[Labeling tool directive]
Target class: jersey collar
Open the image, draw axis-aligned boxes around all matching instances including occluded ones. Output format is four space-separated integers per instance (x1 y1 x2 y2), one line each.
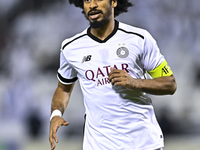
87 20 119 43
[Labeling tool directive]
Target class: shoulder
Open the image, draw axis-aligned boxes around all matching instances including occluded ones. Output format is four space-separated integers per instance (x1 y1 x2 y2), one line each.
61 28 88 50
118 21 151 40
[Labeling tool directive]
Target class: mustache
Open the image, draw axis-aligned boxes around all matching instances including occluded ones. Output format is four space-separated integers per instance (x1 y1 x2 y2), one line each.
88 9 103 16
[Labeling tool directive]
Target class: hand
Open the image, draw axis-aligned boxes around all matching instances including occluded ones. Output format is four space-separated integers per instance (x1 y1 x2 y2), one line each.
49 116 69 150
109 67 137 89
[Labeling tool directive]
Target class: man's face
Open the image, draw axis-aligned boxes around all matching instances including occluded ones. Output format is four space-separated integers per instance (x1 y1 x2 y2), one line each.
83 0 114 28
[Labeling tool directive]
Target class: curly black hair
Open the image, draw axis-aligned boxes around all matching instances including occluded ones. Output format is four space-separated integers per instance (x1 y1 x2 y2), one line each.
69 0 133 17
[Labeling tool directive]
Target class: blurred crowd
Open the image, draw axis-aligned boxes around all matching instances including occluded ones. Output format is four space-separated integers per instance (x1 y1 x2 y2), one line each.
0 0 200 149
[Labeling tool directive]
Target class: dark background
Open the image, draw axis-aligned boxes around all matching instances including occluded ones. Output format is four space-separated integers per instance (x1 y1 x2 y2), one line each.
0 0 200 149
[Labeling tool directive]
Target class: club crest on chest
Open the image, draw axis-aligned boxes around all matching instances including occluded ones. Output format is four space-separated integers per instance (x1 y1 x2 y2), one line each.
116 47 129 58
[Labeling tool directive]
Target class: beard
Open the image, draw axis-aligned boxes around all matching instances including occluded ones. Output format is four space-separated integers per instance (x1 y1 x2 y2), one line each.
89 17 109 29
83 6 112 29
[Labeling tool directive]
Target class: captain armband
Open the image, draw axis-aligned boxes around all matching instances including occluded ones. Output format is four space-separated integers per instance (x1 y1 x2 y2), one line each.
148 60 173 79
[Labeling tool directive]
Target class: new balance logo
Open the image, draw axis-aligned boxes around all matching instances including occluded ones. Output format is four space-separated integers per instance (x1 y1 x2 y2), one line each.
82 55 92 63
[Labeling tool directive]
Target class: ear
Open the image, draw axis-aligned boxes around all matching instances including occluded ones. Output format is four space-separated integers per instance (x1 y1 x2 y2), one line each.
112 0 117 8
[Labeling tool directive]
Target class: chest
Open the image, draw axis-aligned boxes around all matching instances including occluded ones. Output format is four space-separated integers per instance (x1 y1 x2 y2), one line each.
70 40 141 66
63 36 144 85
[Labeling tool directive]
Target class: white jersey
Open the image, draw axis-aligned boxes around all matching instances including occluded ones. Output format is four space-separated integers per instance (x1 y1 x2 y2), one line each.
58 20 164 150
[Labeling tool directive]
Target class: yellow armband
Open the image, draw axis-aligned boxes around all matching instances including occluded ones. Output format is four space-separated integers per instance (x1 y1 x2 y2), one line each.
148 60 173 78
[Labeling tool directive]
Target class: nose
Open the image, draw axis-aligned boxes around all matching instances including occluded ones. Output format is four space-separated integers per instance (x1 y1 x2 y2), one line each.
90 0 98 9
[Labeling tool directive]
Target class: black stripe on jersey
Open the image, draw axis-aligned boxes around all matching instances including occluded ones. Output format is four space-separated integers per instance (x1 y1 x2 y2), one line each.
118 28 144 39
58 73 78 83
62 34 87 50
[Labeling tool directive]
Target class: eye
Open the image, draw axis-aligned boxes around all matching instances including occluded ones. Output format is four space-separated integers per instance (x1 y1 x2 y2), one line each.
84 0 91 2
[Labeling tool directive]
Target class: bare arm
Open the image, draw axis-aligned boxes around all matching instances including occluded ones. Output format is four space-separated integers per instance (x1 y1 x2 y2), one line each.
109 68 177 95
51 81 75 114
49 81 75 150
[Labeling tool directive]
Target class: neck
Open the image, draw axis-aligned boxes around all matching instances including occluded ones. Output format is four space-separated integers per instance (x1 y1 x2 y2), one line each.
90 19 115 41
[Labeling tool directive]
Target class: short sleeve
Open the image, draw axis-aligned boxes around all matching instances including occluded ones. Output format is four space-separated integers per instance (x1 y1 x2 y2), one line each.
57 50 78 85
142 31 165 72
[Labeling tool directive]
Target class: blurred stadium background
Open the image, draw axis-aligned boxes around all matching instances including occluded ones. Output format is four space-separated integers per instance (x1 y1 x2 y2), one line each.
0 0 200 150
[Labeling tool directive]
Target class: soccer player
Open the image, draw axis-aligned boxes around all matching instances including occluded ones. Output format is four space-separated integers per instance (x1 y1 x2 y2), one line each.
49 0 177 150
